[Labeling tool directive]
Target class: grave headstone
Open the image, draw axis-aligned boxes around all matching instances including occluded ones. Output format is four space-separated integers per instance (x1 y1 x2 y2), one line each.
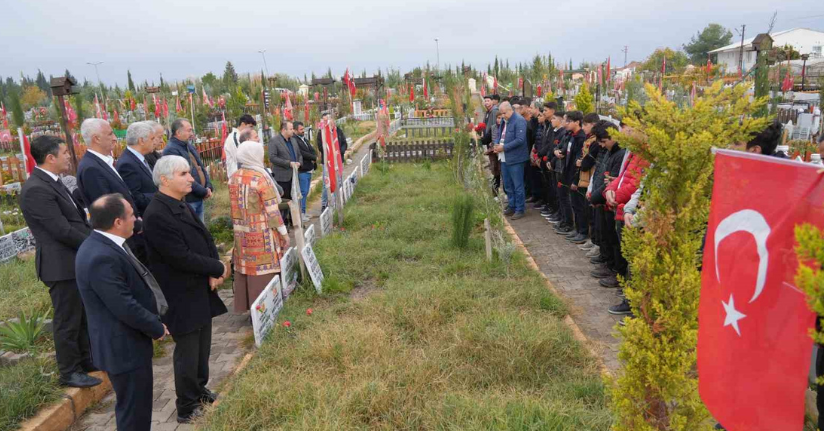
11 228 35 254
250 275 284 347
304 224 317 248
320 207 333 237
0 233 17 263
279 247 299 299
301 244 324 294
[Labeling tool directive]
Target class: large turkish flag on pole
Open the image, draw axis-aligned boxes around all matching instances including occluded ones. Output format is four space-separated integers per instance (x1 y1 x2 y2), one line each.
699 149 824 431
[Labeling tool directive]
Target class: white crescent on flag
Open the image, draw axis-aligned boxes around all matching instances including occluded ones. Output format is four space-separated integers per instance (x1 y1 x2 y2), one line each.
714 209 771 303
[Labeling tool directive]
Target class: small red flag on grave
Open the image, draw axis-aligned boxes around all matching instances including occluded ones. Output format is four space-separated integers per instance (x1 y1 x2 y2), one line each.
23 134 35 175
698 149 824 431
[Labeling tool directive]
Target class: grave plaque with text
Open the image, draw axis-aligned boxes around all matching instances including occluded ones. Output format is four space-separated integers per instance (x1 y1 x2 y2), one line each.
301 244 324 294
250 274 284 347
303 224 317 248
279 247 298 299
320 207 333 236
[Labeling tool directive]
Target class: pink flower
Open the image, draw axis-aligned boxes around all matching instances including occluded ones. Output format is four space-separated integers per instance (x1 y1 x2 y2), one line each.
306 308 313 316
283 321 291 328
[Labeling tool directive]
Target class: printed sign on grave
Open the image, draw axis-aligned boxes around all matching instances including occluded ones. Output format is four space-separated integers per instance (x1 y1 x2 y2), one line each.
279 247 299 299
320 207 333 237
304 224 317 248
250 274 284 347
301 244 324 294
0 233 17 263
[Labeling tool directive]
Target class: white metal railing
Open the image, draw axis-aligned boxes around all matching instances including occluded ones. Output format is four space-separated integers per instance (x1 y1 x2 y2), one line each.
402 117 455 127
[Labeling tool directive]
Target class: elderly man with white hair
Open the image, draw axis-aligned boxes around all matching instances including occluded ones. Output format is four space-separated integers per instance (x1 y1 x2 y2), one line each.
142 155 229 424
143 121 165 169
117 122 158 215
77 118 149 263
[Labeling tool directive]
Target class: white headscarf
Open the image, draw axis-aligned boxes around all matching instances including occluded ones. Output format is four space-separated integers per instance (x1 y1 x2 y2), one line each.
236 140 281 199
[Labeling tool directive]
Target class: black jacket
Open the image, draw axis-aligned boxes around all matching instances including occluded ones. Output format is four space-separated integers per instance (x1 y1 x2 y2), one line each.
591 145 625 205
76 231 164 375
294 134 317 172
20 168 91 282
142 192 227 336
316 126 348 164
116 148 158 215
144 150 162 170
162 137 212 203
561 129 586 185
526 117 538 152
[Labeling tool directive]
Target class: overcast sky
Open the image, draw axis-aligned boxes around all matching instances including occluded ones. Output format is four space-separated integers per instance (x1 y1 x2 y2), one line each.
2 0 822 87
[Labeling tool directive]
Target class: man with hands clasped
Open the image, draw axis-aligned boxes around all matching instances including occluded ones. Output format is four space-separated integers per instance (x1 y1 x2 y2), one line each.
142 155 229 424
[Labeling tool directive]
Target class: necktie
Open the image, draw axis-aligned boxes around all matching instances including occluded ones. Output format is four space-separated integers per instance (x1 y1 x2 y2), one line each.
123 244 168 316
56 179 79 210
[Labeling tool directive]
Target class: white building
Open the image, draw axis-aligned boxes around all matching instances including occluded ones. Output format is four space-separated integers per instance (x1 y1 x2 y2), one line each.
709 28 824 74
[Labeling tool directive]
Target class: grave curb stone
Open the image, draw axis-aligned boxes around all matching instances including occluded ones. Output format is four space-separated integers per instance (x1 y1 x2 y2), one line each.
18 371 112 431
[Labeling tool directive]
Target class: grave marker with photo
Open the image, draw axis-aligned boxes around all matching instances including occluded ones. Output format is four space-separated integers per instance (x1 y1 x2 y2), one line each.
250 274 284 347
301 244 324 294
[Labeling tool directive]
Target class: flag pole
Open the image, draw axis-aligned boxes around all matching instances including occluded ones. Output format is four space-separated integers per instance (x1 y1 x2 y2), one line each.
190 92 196 135
18 127 29 180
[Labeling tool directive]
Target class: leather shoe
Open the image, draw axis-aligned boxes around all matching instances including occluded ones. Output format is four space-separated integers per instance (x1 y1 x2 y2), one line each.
503 208 515 216
177 406 204 424
554 225 572 234
590 255 607 264
600 275 621 288
200 390 219 404
59 372 102 388
590 266 615 279
568 234 588 244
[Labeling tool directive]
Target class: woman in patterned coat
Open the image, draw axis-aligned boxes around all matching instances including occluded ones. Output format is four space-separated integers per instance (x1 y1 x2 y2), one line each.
229 140 290 313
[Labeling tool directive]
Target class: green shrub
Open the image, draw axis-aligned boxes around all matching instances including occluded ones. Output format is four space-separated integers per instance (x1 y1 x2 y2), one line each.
0 309 49 352
0 357 61 431
450 194 474 249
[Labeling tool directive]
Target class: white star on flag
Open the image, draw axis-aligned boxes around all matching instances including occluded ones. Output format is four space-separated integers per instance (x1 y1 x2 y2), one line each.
722 294 746 336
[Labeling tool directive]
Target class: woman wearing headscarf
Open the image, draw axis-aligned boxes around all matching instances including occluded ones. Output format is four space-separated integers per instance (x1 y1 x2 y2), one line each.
229 140 290 313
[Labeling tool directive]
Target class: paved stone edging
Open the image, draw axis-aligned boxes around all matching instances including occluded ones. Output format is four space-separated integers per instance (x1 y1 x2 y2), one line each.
18 372 112 431
502 219 613 378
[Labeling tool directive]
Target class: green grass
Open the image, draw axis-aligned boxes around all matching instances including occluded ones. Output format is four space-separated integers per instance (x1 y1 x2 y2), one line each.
202 163 611 430
0 357 61 431
0 258 49 322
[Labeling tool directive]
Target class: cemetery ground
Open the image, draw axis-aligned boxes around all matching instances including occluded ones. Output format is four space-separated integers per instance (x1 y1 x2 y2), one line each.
200 162 612 430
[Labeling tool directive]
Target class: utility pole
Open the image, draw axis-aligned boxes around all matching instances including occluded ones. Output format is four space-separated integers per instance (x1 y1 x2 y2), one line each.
87 61 104 111
257 50 270 79
735 25 746 77
434 38 440 72
622 46 628 68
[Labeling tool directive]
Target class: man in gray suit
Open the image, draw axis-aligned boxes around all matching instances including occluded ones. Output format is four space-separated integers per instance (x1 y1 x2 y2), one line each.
268 120 302 200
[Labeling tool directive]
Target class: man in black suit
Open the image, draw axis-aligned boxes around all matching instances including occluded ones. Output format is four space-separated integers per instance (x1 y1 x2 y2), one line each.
143 155 229 423
77 118 148 264
144 121 165 170
20 135 100 388
117 122 158 215
76 194 169 431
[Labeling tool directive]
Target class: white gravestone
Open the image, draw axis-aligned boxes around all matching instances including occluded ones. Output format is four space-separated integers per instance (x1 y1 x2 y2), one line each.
301 244 324 294
320 207 333 237
360 155 369 177
279 247 299 299
304 224 317 248
0 233 17 263
250 275 284 347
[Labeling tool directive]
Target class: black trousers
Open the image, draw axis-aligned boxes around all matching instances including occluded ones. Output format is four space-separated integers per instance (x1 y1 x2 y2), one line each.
277 180 293 200
589 206 599 245
598 207 616 268
541 167 556 211
570 188 589 236
47 279 92 377
524 163 533 198
557 186 574 227
109 365 153 431
530 163 544 202
172 322 212 416
615 220 628 277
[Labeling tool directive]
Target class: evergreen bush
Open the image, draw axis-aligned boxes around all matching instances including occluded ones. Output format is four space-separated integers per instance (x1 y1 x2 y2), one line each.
451 194 475 249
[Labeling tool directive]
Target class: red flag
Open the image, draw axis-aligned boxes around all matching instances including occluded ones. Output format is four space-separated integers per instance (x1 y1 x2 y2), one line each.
597 64 603 87
314 92 320 102
536 83 542 97
202 88 211 107
321 120 340 193
113 109 119 123
493 76 498 94
606 57 611 82
660 56 666 91
423 76 428 99
130 98 136 112
304 97 309 123
22 134 35 175
163 99 169 118
153 95 160 119
782 70 794 93
518 77 523 94
94 94 102 119
409 84 415 102
284 92 294 121
176 96 183 113
698 149 824 431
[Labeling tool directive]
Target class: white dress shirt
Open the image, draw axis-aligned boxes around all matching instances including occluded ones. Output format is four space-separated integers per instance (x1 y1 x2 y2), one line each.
223 129 240 179
87 149 122 179
96 230 127 250
126 146 151 170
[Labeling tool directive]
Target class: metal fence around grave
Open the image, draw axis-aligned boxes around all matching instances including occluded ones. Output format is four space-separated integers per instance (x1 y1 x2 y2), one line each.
379 139 454 163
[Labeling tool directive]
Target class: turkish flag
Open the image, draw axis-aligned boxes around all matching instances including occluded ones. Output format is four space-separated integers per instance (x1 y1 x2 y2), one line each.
698 149 824 431
321 120 340 193
23 134 35 175
409 84 414 102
